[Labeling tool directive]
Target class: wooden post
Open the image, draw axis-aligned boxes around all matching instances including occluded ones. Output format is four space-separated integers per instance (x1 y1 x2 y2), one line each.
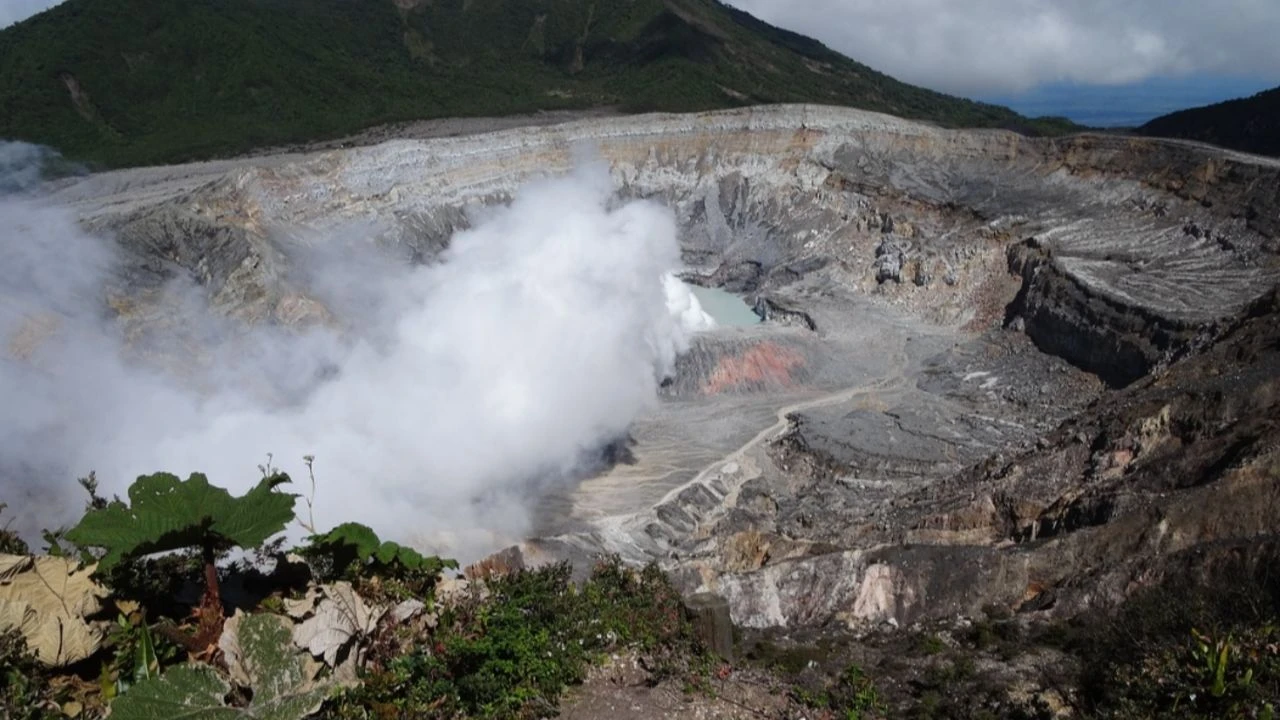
684 592 735 663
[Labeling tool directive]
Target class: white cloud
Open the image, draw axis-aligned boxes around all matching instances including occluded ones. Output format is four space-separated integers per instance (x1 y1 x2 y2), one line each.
0 0 63 28
726 0 1280 95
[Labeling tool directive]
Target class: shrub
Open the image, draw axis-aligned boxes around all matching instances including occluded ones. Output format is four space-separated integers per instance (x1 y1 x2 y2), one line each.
790 662 886 720
299 522 458 600
828 664 887 720
1071 546 1280 719
323 557 704 719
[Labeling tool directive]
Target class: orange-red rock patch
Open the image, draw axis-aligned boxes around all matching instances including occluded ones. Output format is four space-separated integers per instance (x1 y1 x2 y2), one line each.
701 342 805 395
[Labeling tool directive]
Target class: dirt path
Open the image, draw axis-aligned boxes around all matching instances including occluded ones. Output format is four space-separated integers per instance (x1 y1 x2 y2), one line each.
652 371 908 508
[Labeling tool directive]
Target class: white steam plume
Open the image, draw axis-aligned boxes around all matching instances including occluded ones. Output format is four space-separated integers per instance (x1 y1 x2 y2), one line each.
1 149 710 560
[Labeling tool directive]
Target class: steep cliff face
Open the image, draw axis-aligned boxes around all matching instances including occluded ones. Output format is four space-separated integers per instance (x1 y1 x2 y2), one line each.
31 104 1280 635
996 136 1280 385
1005 240 1199 387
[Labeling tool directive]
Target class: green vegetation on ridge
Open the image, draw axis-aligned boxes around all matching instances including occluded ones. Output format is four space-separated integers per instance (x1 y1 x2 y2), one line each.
0 0 1077 168
1141 85 1280 158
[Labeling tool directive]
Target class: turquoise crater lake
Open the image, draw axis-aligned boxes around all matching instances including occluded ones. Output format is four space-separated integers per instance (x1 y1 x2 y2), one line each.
688 285 761 327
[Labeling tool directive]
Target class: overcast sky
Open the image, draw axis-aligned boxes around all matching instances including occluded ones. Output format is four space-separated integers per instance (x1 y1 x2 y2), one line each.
0 0 60 28
726 0 1280 96
4 0 1278 98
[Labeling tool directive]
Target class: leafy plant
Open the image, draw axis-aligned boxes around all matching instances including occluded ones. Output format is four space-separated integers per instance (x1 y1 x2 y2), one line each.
0 630 64 720
99 606 178 704
1186 628 1266 710
828 664 886 720
301 522 457 599
914 632 946 656
790 662 886 720
65 472 297 649
110 613 333 720
31 473 113 561
1193 628 1236 697
77 471 111 512
0 503 29 555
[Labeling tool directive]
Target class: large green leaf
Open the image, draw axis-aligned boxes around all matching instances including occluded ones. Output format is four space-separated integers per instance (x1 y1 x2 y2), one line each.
65 473 296 573
309 523 380 561
111 614 331 720
107 664 238 720
213 474 299 551
234 614 332 718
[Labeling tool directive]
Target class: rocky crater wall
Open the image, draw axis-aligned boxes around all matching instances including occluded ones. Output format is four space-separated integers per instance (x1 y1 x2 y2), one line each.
28 103 1280 636
51 105 1280 382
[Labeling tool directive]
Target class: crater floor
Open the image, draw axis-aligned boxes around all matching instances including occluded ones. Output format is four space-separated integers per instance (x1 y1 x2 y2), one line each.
30 104 1280 631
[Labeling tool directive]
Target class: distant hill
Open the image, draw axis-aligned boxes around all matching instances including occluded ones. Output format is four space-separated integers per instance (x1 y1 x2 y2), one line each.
1141 86 1280 158
0 0 1077 168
